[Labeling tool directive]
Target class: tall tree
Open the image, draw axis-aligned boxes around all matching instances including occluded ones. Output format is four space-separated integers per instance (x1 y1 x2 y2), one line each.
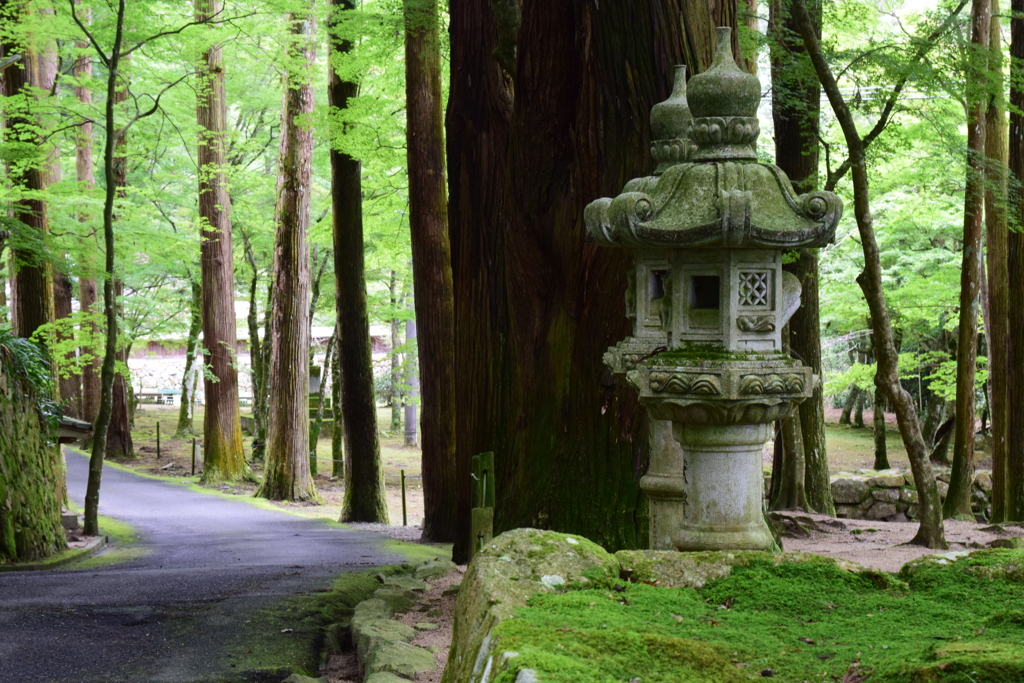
945 0 991 519
1006 0 1024 521
388 272 402 433
257 6 320 502
2 0 55 340
985 0 1009 522
196 0 248 483
330 0 388 523
405 0 457 542
769 0 834 514
448 0 742 560
792 0 948 547
75 10 101 428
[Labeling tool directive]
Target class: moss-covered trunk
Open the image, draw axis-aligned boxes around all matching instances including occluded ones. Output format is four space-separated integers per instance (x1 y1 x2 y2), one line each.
447 0 739 561
196 0 248 484
257 5 319 503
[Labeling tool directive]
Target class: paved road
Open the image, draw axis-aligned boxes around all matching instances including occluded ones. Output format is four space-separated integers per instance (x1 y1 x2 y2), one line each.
0 450 405 683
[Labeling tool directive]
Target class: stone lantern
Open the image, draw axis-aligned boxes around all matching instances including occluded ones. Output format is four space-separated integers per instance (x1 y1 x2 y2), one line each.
585 27 842 551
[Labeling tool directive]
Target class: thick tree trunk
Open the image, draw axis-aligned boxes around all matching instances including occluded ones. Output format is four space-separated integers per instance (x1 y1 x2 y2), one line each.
946 0 990 520
770 325 807 511
196 0 248 483
4 7 55 340
840 386 858 425
175 278 202 436
1006 0 1024 521
986 0 1009 522
330 0 388 522
79 278 100 425
54 273 81 416
853 384 867 428
405 0 457 542
448 0 739 560
257 7 319 503
793 0 946 547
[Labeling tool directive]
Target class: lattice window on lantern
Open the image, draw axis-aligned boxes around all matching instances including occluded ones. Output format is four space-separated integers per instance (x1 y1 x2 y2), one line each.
738 271 770 308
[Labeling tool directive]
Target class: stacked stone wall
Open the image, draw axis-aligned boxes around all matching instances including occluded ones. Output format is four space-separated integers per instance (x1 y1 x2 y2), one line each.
0 367 66 563
828 469 991 523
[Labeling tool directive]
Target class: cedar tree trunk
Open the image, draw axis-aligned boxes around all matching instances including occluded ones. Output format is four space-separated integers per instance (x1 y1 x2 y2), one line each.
405 0 457 542
1006 0 1024 521
330 0 388 522
447 0 741 560
257 7 320 502
196 0 248 483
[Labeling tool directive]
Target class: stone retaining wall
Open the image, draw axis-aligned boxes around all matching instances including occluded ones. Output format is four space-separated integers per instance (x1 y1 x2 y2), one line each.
828 469 991 523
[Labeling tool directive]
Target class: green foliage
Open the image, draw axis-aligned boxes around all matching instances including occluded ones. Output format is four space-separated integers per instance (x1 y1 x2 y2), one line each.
489 553 1024 682
0 330 61 432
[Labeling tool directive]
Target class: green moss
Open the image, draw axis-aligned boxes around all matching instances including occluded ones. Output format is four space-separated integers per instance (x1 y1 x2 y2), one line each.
649 343 786 365
62 515 149 570
218 565 408 679
486 553 1024 682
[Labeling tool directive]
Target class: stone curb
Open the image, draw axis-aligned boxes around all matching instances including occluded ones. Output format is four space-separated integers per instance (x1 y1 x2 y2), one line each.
348 558 456 682
0 536 105 573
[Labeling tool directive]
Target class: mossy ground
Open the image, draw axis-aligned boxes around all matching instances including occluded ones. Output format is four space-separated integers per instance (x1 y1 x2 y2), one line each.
489 551 1024 682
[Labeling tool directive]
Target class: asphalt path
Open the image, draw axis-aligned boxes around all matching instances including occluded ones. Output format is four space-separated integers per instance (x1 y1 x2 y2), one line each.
0 449 406 683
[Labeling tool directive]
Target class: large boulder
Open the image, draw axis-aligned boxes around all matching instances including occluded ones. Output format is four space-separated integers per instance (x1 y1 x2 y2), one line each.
441 528 618 683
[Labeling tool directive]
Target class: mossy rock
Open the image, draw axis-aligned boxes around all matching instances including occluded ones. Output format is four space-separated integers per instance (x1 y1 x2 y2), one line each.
907 641 1024 682
365 641 437 678
414 557 458 580
374 586 419 614
441 528 617 683
354 618 417 662
382 575 431 592
615 549 898 590
364 673 412 683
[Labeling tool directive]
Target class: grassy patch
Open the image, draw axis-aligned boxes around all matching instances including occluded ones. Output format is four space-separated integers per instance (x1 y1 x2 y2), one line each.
488 551 1024 682
62 514 151 570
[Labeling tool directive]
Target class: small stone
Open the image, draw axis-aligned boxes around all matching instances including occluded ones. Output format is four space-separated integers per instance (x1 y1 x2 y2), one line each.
864 502 898 520
415 622 439 631
282 675 328 683
515 670 540 683
890 512 909 523
937 481 949 499
900 488 918 504
374 586 419 614
426 645 445 654
442 583 462 597
975 471 993 493
354 618 417 662
426 608 442 617
831 478 870 505
858 496 875 511
363 673 411 683
904 473 916 486
871 488 901 503
936 470 951 483
383 575 430 592
988 537 1024 549
867 474 905 488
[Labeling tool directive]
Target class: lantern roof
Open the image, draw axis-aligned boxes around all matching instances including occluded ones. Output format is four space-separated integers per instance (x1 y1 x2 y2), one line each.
585 27 842 251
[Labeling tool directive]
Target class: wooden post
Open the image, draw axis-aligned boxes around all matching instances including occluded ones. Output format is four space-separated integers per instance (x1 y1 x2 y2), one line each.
469 452 495 560
401 469 408 526
191 438 197 476
156 422 161 460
